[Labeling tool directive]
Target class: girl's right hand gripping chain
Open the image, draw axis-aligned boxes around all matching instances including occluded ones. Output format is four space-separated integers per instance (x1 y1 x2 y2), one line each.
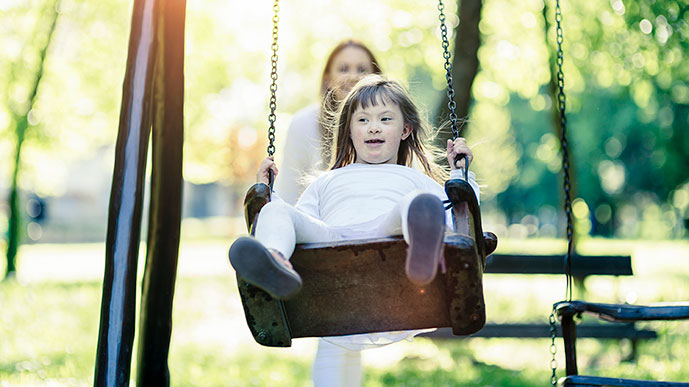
446 138 473 170
257 156 279 185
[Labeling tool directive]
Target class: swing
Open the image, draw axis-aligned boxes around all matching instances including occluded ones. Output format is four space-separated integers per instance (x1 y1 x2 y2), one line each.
232 0 497 347
546 1 689 385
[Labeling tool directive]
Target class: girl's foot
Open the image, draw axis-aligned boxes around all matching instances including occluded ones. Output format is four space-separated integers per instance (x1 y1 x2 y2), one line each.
405 194 445 286
229 236 302 300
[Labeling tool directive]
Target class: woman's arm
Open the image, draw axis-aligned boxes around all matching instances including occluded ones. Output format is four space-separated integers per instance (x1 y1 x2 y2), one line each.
273 106 321 205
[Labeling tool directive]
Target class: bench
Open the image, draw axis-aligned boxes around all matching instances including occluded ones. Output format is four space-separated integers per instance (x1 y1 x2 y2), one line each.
556 301 689 386
421 253 657 358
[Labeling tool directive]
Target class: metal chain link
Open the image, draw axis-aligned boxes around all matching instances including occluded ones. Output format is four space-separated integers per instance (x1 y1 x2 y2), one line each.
554 0 573 301
266 0 279 157
549 308 559 386
437 0 459 140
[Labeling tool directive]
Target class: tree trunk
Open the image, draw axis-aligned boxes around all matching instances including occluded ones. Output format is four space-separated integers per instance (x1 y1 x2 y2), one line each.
4 1 59 281
436 0 482 144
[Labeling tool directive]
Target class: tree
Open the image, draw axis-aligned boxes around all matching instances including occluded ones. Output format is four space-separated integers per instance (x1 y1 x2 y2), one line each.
3 0 59 280
435 0 483 145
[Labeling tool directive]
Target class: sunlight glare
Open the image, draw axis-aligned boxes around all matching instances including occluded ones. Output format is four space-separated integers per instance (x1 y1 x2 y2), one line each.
0 109 10 130
237 126 258 149
520 12 537 29
496 40 520 60
598 160 626 195
655 16 671 45
639 19 653 34
672 186 689 211
572 198 589 219
392 10 413 29
610 0 625 15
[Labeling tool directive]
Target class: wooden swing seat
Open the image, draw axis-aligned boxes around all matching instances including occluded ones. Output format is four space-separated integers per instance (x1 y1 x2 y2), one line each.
235 178 496 347
556 301 689 387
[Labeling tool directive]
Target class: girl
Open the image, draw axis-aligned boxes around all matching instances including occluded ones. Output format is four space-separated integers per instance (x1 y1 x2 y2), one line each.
230 75 479 387
274 40 383 204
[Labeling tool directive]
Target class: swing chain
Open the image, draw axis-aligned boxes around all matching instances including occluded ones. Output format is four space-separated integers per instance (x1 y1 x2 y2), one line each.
437 0 459 140
549 308 559 386
554 0 574 301
267 0 280 157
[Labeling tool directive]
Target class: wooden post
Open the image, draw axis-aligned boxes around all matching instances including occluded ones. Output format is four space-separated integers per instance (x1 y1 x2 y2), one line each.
559 310 579 376
94 0 158 384
136 0 186 385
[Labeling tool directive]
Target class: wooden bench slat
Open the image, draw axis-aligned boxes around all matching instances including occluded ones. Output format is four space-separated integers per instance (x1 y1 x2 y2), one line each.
485 254 633 276
422 323 657 339
560 375 689 386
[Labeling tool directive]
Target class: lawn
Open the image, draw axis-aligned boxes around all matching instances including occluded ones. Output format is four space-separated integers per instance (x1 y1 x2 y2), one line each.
1 237 688 386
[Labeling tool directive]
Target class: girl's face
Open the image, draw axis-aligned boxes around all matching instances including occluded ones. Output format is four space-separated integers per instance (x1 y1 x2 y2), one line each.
328 46 375 99
349 97 412 165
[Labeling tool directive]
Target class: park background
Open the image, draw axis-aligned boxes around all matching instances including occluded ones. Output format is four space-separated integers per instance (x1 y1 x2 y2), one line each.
1 0 688 385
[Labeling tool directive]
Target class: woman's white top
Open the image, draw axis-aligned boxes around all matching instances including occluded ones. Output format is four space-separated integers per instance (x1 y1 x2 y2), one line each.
274 104 326 205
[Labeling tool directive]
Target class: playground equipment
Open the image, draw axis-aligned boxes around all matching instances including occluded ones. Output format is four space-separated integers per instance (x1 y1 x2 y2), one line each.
547 1 689 385
93 0 494 384
93 0 185 385
233 0 495 347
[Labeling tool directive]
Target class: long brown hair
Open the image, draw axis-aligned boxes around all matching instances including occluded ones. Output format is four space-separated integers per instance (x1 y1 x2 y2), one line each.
318 41 382 165
320 40 382 96
329 75 446 182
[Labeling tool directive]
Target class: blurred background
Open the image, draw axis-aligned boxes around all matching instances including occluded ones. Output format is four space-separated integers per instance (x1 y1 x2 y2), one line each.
1 0 688 385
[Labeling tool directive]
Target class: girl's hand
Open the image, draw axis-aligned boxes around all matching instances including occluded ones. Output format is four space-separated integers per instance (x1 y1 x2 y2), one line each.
257 156 279 185
446 138 473 170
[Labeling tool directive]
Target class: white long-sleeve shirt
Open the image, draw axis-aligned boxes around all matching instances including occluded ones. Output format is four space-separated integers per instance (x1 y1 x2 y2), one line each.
294 163 479 229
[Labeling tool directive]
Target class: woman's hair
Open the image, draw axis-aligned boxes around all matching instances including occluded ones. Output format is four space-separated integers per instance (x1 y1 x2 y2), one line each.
329 75 447 182
318 40 382 165
320 40 382 96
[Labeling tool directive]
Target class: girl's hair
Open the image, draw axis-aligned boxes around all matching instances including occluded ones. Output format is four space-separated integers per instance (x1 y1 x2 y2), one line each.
329 75 447 182
318 40 382 165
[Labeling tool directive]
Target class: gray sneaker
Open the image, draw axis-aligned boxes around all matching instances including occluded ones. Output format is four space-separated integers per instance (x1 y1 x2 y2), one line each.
229 236 302 300
405 194 445 286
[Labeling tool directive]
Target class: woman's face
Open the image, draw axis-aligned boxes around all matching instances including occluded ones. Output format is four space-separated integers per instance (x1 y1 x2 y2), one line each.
327 46 375 99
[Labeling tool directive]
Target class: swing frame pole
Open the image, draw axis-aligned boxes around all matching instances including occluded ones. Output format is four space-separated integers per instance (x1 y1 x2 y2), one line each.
94 0 186 385
136 0 186 384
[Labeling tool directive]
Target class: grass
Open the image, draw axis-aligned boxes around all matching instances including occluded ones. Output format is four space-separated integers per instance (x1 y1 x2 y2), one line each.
1 237 689 385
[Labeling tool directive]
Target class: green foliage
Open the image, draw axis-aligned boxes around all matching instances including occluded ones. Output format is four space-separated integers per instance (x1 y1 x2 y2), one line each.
1 0 687 240
465 0 689 239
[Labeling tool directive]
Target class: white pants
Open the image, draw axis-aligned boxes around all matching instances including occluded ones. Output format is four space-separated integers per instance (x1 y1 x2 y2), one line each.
254 190 431 259
312 338 363 387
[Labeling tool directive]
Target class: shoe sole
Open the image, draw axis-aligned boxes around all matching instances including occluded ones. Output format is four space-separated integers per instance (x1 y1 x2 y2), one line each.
406 194 445 286
229 237 302 300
